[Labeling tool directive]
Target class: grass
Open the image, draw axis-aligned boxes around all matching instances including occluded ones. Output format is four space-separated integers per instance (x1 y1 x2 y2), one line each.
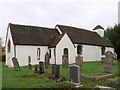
2 61 120 89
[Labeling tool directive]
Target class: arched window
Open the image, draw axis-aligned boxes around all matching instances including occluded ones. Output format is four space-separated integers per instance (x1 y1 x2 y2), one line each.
28 56 31 64
8 40 11 53
37 48 40 60
49 49 51 58
64 48 68 55
77 45 82 54
101 46 105 55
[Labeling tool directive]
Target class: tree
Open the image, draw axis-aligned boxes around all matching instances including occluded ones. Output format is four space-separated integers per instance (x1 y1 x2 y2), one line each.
105 24 120 59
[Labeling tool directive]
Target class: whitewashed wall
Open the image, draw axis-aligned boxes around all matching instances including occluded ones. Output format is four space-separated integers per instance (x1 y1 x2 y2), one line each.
105 47 114 53
16 45 48 66
82 44 114 61
82 45 99 61
5 27 15 67
56 34 76 64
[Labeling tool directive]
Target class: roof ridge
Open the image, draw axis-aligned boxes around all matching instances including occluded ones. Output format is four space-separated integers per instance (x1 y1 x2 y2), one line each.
57 24 97 34
9 23 56 30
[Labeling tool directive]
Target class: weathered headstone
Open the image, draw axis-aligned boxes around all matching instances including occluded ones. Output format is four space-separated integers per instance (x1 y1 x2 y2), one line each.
34 65 38 73
75 54 83 69
101 57 105 64
52 64 60 79
102 51 114 74
105 51 114 65
45 52 50 68
62 54 69 68
28 56 32 70
12 57 20 71
69 65 80 85
39 61 45 74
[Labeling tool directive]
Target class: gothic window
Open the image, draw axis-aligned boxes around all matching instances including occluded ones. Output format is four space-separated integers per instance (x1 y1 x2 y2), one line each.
8 40 11 53
101 46 105 55
64 48 68 55
37 48 40 60
77 45 82 54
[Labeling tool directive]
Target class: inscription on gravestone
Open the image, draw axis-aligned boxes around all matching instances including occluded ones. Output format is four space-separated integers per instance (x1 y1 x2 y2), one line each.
102 51 114 74
75 54 83 69
52 64 60 79
69 65 80 85
45 52 50 69
62 54 69 68
39 61 45 74
12 57 20 71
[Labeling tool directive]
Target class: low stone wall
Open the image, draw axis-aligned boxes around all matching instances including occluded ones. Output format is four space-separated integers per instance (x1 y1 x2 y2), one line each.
81 74 114 81
107 79 120 86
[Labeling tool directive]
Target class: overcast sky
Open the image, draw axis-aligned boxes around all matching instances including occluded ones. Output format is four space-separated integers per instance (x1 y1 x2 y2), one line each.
0 0 119 45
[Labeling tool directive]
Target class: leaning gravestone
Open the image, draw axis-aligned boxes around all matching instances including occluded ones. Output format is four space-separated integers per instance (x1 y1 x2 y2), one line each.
69 65 80 86
12 57 20 71
52 64 60 79
62 54 69 68
28 56 32 70
39 61 45 74
102 51 114 74
75 54 83 69
45 52 50 68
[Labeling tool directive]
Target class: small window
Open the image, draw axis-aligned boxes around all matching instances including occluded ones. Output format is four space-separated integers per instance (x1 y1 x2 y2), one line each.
37 48 40 60
49 49 51 58
64 48 68 55
8 40 11 53
77 45 82 54
101 46 105 55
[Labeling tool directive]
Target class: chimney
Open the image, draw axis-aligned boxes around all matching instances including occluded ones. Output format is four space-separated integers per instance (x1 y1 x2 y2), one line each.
93 25 104 37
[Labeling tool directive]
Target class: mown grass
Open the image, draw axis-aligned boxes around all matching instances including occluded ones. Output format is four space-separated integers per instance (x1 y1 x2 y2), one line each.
2 61 120 89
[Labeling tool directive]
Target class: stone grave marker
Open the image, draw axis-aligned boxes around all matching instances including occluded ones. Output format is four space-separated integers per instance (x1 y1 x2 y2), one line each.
69 65 80 86
101 57 105 64
102 51 114 74
34 65 38 73
62 54 69 68
12 57 20 71
45 52 50 68
28 56 32 70
52 64 60 79
75 54 83 69
39 61 45 74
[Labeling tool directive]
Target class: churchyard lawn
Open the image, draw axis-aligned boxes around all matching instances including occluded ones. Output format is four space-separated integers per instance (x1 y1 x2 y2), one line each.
2 61 120 89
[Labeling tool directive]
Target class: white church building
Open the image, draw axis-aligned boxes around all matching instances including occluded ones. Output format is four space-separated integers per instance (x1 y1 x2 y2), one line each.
5 23 114 67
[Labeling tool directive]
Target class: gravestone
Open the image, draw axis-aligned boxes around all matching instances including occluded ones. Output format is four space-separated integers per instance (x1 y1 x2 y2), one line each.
62 54 69 68
101 57 105 64
102 51 114 74
28 56 32 70
45 52 50 68
75 54 83 69
52 64 60 79
69 65 80 85
12 57 20 71
34 65 38 73
39 61 45 74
